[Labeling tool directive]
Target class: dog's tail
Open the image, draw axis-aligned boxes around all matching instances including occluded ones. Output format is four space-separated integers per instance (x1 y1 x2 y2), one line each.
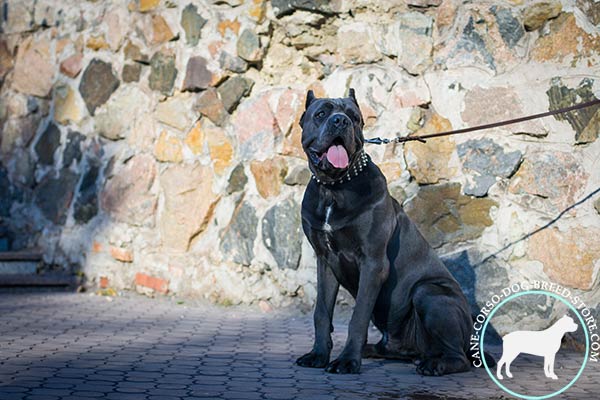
468 350 497 368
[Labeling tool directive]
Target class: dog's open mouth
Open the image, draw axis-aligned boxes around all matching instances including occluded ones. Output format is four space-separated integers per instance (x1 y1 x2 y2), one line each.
312 138 349 169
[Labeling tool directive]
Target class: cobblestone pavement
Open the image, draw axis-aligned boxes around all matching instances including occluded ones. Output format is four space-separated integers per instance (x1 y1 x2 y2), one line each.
0 290 597 400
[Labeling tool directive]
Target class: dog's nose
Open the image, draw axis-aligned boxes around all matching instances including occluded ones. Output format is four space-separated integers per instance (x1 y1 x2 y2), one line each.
331 113 349 128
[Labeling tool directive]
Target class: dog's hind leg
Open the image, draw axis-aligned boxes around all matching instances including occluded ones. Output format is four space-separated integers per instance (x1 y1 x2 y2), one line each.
363 332 419 361
504 351 518 378
362 332 387 359
413 287 471 376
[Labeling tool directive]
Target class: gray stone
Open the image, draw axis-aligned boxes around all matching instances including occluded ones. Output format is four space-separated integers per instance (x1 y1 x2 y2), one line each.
457 138 522 197
271 0 295 17
122 63 141 83
407 0 442 6
547 78 600 144
12 149 35 187
220 201 257 265
271 0 338 18
0 166 22 218
404 183 497 248
182 56 211 92
78 59 120 115
73 163 100 224
389 184 406 205
35 122 60 165
396 13 433 74
149 51 177 96
194 88 228 127
283 165 310 186
595 197 600 215
491 6 524 48
226 163 247 194
62 130 85 168
181 3 207 46
577 0 600 26
262 198 302 270
217 76 254 113
458 16 496 71
35 168 80 224
219 52 248 73
237 29 262 62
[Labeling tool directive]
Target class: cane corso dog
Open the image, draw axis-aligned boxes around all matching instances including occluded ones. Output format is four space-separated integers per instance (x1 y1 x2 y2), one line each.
295 89 474 375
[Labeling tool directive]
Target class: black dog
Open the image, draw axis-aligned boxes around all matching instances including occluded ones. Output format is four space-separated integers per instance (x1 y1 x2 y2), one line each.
296 89 474 375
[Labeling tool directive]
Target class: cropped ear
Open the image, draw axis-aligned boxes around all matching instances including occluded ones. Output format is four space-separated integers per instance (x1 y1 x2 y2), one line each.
348 88 358 104
305 90 316 110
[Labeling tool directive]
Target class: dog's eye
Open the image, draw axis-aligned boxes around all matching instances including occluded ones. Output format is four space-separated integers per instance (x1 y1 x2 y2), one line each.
315 111 325 119
347 110 360 122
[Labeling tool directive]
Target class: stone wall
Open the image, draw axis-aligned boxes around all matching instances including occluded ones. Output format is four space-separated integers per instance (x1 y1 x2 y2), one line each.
0 0 599 333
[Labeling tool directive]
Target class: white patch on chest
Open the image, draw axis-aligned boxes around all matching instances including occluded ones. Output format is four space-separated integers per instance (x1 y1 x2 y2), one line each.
323 205 334 251
323 205 333 233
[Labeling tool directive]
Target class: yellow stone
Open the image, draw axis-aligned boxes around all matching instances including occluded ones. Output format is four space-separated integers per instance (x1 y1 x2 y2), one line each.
218 18 241 37
250 157 288 199
139 0 160 12
160 163 220 251
154 131 183 163
249 0 266 23
379 162 403 183
86 35 109 51
152 15 175 44
185 121 204 155
531 13 600 62
206 125 234 175
404 113 457 184
54 85 83 125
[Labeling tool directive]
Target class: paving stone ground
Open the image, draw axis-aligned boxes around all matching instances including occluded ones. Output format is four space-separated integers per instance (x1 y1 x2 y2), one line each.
0 290 597 400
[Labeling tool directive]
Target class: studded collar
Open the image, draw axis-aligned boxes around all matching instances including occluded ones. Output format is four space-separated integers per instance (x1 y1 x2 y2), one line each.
311 150 370 185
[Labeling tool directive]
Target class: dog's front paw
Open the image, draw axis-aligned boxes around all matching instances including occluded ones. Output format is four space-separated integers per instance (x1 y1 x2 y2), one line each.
296 351 329 368
325 357 361 374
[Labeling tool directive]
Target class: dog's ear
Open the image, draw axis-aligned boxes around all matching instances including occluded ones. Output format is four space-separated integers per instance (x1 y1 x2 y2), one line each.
348 88 358 105
305 90 316 110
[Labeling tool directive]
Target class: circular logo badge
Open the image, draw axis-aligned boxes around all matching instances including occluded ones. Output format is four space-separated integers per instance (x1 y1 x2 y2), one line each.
480 290 589 400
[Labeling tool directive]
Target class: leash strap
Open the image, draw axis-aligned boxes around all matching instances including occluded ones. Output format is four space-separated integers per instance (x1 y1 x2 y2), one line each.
365 98 600 144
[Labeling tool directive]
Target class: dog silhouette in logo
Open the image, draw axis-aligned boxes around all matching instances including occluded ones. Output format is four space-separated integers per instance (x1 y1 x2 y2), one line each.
496 315 578 380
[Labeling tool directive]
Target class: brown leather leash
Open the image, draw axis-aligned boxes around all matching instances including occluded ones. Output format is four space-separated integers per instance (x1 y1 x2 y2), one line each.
364 98 600 145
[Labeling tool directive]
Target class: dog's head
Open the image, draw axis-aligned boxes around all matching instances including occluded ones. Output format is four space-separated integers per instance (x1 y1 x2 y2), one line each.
300 89 365 182
558 315 578 333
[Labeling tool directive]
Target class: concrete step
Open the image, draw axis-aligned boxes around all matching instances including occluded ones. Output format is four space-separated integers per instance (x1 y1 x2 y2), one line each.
0 249 42 275
0 249 43 261
0 249 74 287
0 273 76 287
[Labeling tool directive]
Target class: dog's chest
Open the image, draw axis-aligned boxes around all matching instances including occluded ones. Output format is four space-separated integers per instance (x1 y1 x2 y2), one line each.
312 204 353 255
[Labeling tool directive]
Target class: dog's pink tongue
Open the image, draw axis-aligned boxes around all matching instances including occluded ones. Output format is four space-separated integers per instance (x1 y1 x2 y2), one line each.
326 145 349 169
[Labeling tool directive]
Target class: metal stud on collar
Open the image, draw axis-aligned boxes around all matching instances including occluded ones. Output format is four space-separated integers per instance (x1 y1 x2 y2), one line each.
311 151 370 186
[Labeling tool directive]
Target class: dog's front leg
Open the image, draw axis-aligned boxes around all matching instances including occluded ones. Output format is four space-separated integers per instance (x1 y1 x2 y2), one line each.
326 258 389 374
296 259 340 368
